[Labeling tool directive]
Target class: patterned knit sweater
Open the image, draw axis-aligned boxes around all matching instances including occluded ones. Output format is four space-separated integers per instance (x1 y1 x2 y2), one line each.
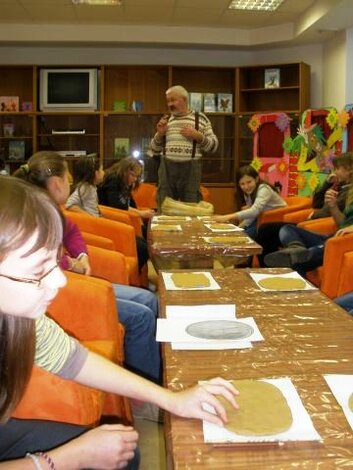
150 111 218 162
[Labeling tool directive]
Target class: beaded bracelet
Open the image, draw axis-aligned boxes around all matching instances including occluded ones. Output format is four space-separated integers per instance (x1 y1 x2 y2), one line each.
35 452 56 470
25 453 43 470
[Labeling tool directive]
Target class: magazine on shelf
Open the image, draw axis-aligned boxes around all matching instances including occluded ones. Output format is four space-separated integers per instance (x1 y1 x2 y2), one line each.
264 68 280 88
217 93 233 113
8 140 25 160
114 138 130 159
203 93 217 113
189 92 203 112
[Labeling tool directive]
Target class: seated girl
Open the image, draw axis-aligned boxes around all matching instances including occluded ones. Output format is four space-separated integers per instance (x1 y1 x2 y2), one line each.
213 165 286 239
0 176 238 467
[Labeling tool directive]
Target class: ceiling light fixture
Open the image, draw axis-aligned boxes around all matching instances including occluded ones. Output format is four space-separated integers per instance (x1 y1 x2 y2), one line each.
228 0 284 11
72 0 122 5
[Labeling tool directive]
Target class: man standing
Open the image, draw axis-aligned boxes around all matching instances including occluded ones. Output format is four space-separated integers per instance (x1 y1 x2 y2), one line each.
150 85 218 210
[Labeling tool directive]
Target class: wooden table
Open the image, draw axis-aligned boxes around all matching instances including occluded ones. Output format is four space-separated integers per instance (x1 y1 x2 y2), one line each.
159 268 353 469
148 218 262 271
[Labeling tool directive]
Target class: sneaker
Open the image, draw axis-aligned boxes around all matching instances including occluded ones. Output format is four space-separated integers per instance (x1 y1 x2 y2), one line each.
131 401 164 423
264 247 312 268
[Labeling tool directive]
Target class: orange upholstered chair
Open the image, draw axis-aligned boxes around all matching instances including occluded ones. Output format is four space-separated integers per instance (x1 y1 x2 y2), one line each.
132 182 157 210
337 251 353 297
296 217 353 298
13 272 132 426
62 208 142 286
99 204 143 238
257 196 312 226
87 244 129 285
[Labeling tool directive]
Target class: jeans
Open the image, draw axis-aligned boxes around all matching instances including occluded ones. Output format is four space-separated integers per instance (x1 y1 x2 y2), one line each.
255 222 288 267
0 419 140 469
113 284 161 383
278 225 331 274
334 292 353 315
244 219 258 240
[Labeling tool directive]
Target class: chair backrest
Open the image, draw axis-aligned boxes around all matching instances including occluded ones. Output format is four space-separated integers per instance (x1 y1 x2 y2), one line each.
257 196 312 225
132 183 157 209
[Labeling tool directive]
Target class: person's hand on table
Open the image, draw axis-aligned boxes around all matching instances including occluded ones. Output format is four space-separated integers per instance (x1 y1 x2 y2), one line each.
166 377 239 427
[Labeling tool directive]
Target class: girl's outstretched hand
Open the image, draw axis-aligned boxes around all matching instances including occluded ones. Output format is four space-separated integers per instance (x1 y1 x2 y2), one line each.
168 377 239 427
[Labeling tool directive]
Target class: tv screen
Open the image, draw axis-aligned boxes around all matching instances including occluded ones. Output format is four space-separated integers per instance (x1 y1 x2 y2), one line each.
47 72 89 105
39 68 98 112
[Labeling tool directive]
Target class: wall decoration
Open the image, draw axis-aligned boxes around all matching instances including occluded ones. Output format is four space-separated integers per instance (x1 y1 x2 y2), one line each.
248 112 291 196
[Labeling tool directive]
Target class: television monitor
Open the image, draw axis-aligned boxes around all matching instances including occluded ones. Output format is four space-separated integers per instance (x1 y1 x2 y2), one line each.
39 68 98 112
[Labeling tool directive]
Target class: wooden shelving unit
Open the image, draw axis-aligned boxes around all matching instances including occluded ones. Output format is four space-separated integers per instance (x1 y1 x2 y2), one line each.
0 62 310 186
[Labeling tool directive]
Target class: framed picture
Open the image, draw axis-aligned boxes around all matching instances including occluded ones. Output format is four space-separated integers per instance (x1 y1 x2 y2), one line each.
114 137 130 159
217 93 233 113
264 68 280 88
8 140 25 160
203 93 217 113
0 96 19 112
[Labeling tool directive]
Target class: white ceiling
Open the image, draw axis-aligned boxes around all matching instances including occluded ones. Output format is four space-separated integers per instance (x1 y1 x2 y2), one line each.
0 0 353 48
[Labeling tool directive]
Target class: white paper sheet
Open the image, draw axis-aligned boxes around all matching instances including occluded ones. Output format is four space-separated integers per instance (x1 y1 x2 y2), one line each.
171 340 252 350
204 223 244 232
249 271 317 291
156 316 263 344
161 271 221 290
202 377 322 443
324 374 353 430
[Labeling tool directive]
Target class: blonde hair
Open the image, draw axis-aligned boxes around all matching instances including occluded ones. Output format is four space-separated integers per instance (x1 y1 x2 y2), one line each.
166 85 189 100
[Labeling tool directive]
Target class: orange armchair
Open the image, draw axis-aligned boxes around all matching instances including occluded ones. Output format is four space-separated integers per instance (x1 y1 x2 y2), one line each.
62 208 142 286
132 182 157 210
257 196 312 226
13 272 132 426
99 204 143 238
337 251 353 297
296 217 353 298
87 244 129 285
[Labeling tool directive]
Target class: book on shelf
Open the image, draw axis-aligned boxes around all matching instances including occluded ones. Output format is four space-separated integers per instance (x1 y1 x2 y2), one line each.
8 140 25 160
203 93 217 113
189 92 203 113
3 122 15 137
114 138 130 159
217 93 233 113
113 100 126 112
264 68 280 88
0 96 19 112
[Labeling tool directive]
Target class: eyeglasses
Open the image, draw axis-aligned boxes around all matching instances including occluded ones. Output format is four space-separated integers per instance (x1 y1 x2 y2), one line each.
0 264 59 289
129 170 140 180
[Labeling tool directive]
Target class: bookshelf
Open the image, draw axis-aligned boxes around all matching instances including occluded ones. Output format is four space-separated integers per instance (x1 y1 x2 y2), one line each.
0 62 310 190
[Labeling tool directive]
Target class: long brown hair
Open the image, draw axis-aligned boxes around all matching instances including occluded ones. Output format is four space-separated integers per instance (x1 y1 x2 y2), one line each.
0 176 64 422
103 156 142 192
235 165 275 208
13 151 67 187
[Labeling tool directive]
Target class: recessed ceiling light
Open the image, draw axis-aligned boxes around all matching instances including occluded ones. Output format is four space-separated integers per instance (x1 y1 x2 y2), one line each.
72 0 122 5
228 0 284 11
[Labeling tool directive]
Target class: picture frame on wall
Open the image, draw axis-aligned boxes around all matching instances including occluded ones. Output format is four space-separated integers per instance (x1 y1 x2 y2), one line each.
264 68 280 88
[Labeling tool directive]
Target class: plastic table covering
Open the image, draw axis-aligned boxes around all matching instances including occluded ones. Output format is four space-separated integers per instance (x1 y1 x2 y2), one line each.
159 267 353 469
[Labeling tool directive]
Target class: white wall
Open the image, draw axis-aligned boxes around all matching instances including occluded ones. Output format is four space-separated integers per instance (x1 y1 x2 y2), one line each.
346 27 353 105
0 42 323 107
322 30 347 108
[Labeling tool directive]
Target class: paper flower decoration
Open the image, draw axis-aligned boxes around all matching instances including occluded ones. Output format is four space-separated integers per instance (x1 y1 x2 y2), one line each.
283 137 293 154
326 108 338 129
275 113 291 132
296 173 307 191
247 115 261 133
251 157 262 172
276 160 288 175
338 109 349 128
308 173 320 192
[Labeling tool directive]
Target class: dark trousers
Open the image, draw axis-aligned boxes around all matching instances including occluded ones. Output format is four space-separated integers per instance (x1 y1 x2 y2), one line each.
157 158 202 210
255 222 288 266
0 418 140 469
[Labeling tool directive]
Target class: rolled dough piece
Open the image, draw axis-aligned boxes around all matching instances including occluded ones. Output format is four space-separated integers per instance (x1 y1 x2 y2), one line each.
219 379 293 436
171 272 210 288
258 276 306 291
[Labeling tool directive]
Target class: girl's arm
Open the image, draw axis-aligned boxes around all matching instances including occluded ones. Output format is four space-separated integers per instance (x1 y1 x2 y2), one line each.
75 350 239 427
212 213 239 223
236 185 275 223
0 424 138 470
